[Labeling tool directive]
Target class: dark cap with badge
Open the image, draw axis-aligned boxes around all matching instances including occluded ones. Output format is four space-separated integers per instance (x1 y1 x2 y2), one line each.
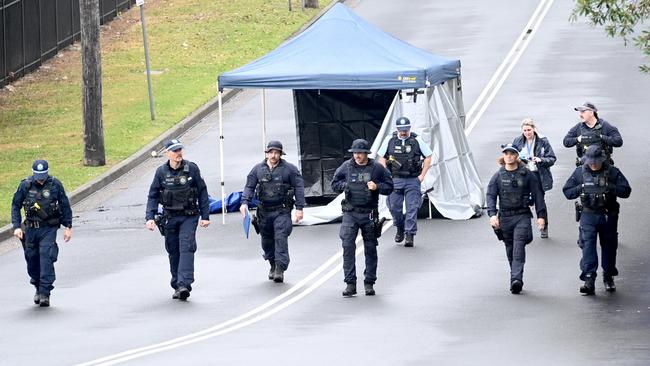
395 117 411 131
501 143 520 154
265 140 286 155
32 159 49 180
574 102 597 112
583 145 607 165
164 139 184 152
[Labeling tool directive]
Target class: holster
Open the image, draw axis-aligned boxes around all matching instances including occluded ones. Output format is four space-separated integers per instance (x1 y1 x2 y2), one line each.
153 214 167 237
574 201 583 222
493 228 505 241
372 209 386 239
252 212 261 235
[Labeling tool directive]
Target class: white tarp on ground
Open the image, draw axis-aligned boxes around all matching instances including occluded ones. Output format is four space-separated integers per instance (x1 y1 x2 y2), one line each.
297 78 484 225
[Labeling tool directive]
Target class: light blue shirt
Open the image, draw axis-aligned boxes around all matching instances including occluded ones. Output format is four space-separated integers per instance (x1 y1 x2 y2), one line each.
377 133 433 158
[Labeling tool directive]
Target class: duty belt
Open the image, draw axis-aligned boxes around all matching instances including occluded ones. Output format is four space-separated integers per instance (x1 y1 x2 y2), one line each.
24 220 56 229
165 209 199 217
342 205 373 214
258 203 289 212
499 208 530 217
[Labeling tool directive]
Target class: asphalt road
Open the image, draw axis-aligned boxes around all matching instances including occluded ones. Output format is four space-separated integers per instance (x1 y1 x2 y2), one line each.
1 1 649 365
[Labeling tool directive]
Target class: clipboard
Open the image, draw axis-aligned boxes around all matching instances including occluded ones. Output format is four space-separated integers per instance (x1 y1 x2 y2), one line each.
243 207 251 239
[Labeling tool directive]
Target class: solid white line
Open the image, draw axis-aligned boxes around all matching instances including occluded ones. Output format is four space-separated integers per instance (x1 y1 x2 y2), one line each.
77 1 555 364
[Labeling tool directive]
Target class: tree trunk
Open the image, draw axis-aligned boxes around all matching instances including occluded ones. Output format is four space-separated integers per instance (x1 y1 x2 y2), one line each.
80 0 106 166
305 0 319 8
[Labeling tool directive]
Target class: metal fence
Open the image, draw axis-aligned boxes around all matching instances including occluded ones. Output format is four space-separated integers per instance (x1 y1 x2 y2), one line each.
1 0 135 87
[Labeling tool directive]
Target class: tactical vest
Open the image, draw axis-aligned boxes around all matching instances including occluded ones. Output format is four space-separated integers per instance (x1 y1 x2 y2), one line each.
343 161 375 211
577 121 611 158
498 166 530 211
160 162 198 214
22 177 62 224
580 166 611 211
386 133 423 177
256 163 293 210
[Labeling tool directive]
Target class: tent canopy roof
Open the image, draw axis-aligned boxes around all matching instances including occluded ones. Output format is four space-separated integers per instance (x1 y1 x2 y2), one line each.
218 3 460 90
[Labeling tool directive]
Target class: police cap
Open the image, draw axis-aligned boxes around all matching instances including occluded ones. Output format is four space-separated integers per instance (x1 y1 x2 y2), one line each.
265 140 286 155
32 159 49 180
395 117 411 131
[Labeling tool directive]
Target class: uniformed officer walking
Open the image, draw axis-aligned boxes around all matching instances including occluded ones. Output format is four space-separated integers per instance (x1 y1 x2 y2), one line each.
239 140 305 283
11 160 73 307
332 139 393 297
563 102 623 166
377 117 432 247
562 145 631 295
486 144 546 294
146 139 210 300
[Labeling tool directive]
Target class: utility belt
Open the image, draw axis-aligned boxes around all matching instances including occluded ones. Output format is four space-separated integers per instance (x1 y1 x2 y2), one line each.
258 203 291 213
342 202 373 214
499 207 530 217
24 219 59 229
164 208 199 217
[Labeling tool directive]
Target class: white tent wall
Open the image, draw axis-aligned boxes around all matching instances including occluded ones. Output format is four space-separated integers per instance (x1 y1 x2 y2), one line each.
298 77 484 225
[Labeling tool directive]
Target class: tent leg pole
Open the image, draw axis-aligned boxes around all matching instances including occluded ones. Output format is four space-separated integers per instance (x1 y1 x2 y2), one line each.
428 197 432 220
218 90 226 225
262 89 267 157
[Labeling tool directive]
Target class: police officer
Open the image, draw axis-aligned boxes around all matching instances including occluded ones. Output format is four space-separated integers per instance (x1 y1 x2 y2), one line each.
377 117 432 247
562 145 631 295
239 140 305 283
563 102 623 166
332 139 393 297
11 160 73 307
486 144 546 294
146 139 210 300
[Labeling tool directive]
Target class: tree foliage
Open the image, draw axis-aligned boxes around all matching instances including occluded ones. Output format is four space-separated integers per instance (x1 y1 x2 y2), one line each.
572 0 650 73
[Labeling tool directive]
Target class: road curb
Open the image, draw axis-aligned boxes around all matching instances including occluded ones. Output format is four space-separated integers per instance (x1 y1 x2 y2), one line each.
0 0 342 250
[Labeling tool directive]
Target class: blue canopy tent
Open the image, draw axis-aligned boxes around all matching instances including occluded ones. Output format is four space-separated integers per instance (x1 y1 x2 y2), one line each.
216 3 484 222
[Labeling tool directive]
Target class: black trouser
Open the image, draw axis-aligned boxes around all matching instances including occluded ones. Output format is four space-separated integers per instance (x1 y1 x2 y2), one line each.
339 211 378 285
23 225 59 296
164 215 199 290
578 211 619 280
258 209 293 270
500 214 533 283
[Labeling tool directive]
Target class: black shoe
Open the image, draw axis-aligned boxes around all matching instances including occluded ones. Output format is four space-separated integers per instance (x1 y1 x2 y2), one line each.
342 283 357 297
39 294 50 307
273 266 284 283
394 228 405 243
178 287 190 300
604 276 616 292
540 226 548 239
33 291 40 305
580 276 596 295
510 280 523 294
268 263 276 280
172 289 180 299
404 233 414 247
364 283 375 296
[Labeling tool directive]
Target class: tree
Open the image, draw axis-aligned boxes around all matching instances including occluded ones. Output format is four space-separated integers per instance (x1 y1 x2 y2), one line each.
572 0 650 73
305 0 319 8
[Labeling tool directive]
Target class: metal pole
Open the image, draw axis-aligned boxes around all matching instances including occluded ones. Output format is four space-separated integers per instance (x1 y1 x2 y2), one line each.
218 90 226 224
140 2 155 120
261 89 267 157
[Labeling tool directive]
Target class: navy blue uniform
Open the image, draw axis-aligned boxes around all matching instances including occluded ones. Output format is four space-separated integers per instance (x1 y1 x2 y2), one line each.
241 159 305 271
563 118 623 165
332 159 393 285
562 164 631 281
486 164 547 285
11 176 72 297
146 160 209 292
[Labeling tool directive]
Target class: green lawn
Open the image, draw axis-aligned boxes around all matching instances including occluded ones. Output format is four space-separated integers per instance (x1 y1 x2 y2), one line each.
0 0 330 226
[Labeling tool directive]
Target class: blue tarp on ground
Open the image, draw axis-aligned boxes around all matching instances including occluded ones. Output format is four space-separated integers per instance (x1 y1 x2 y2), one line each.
208 192 259 214
217 3 460 90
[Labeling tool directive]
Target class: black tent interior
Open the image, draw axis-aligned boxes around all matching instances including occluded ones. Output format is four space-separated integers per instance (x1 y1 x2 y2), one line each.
293 89 397 200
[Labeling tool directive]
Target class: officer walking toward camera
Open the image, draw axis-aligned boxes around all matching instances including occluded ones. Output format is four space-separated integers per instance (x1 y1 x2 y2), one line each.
562 145 631 295
239 140 305 283
486 144 546 294
332 139 393 297
11 160 72 307
146 139 210 301
563 102 623 166
378 117 432 247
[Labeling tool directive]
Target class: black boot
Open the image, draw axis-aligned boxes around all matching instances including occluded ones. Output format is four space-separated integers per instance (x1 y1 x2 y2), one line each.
268 262 276 280
603 275 616 292
178 287 190 300
273 264 284 283
394 228 405 243
540 224 548 239
510 280 523 294
364 283 375 296
172 289 180 299
33 291 40 305
39 294 50 307
404 233 414 247
580 275 596 295
342 283 357 297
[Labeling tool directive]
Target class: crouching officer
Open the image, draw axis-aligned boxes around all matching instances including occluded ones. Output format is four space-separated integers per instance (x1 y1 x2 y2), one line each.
239 140 305 283
332 139 393 297
563 102 623 166
146 139 210 301
562 145 631 295
486 144 546 294
11 160 72 307
378 116 432 247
